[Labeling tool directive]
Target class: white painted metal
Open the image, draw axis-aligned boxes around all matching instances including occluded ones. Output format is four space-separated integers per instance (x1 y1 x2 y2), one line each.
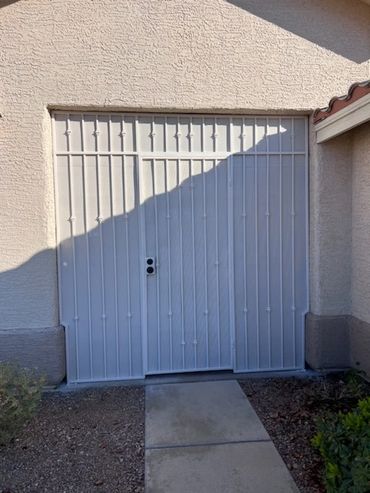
53 113 308 382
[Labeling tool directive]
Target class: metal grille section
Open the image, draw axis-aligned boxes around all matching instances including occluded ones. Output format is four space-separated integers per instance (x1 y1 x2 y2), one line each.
53 113 308 382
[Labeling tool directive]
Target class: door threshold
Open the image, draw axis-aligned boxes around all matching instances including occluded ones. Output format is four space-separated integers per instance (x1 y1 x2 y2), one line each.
52 368 322 392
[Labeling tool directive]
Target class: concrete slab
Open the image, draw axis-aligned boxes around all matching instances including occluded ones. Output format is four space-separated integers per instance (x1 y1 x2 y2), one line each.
146 441 299 493
146 380 269 448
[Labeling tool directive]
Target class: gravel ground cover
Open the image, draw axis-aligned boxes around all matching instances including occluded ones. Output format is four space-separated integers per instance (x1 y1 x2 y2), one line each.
0 386 144 493
239 374 370 493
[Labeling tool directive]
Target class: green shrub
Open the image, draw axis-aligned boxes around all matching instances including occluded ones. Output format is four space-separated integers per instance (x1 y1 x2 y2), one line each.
312 397 370 493
0 363 44 445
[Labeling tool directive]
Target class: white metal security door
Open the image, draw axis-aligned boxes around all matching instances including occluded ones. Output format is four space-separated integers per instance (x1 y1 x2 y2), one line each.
53 113 308 383
140 157 232 374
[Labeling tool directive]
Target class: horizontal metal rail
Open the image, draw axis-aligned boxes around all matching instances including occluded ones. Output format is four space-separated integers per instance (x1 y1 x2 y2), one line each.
55 151 306 158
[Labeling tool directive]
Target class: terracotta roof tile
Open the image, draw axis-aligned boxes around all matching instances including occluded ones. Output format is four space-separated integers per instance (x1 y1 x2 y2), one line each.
313 80 370 124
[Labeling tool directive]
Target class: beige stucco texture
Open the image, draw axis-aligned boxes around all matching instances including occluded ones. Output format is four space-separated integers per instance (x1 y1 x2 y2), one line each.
309 130 353 316
307 120 370 374
0 0 370 332
352 123 370 325
311 121 370 324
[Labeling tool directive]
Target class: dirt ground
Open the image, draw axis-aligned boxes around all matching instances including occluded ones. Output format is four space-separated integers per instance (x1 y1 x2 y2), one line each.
0 386 145 493
239 373 370 493
1 373 369 493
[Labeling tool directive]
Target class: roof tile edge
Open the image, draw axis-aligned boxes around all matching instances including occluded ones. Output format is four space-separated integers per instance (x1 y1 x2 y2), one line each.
313 81 370 124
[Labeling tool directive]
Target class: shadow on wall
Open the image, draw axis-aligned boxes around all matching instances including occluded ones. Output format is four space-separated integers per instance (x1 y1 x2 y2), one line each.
0 120 308 382
227 0 370 63
0 0 20 7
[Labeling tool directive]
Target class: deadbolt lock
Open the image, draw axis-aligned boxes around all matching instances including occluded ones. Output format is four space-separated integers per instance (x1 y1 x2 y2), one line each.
146 257 156 275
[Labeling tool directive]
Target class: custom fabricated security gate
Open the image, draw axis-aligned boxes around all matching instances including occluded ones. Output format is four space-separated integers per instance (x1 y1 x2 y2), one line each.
53 113 308 383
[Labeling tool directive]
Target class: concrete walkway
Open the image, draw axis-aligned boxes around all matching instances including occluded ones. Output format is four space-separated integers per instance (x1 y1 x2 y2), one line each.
145 380 299 493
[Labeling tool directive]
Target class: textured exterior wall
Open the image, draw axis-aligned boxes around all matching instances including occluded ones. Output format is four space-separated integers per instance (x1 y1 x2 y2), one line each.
307 121 370 374
0 0 370 331
351 123 370 324
0 326 65 385
309 130 353 315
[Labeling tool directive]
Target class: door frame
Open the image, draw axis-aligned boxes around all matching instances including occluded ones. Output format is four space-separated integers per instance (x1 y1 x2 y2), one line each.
137 152 236 376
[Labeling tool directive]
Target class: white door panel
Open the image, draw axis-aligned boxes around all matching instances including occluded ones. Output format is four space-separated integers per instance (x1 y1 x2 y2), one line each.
141 158 232 374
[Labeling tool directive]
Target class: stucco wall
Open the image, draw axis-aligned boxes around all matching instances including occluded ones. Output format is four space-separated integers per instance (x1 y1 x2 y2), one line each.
0 0 370 331
352 122 370 324
309 130 353 316
307 120 370 374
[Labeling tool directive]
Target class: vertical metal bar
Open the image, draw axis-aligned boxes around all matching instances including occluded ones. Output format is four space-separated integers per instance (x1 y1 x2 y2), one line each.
165 158 173 370
279 118 284 367
151 118 156 153
242 117 246 152
178 159 185 367
108 116 120 377
202 159 210 367
266 119 272 368
214 158 221 367
136 115 147 376
228 117 232 153
66 116 80 381
95 116 107 378
164 117 167 153
121 116 126 152
254 118 260 368
242 153 248 369
201 117 205 154
176 117 181 154
52 116 68 380
214 118 218 153
291 118 296 366
189 118 193 153
227 150 236 370
134 114 138 153
304 117 309 367
137 152 148 375
123 154 133 376
80 117 93 379
152 159 161 371
190 159 198 367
